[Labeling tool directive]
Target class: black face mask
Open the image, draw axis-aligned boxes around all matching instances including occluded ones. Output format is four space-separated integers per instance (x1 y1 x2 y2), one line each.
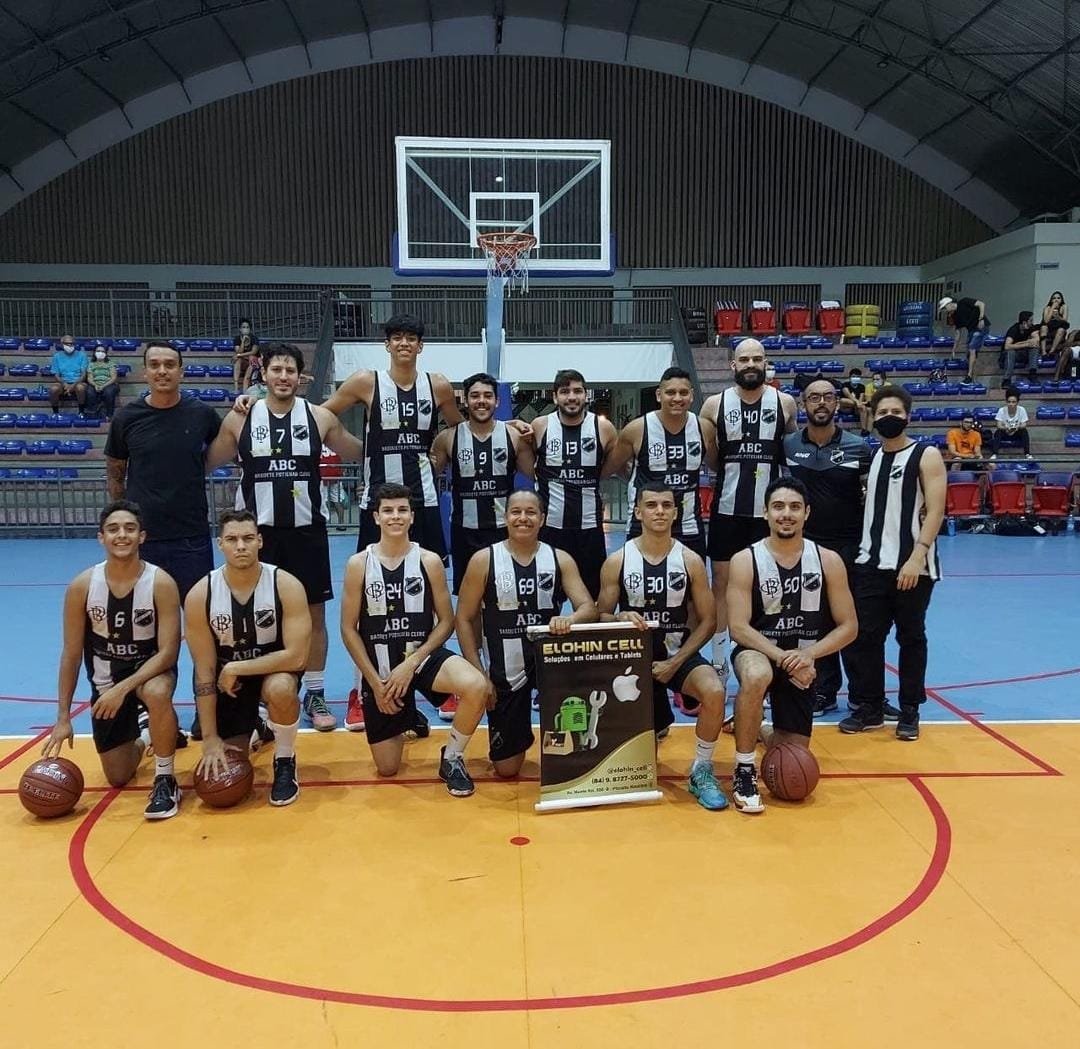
874 415 908 439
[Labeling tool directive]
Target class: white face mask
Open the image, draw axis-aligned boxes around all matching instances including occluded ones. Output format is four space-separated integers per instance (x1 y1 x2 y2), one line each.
765 366 776 380
95 350 106 360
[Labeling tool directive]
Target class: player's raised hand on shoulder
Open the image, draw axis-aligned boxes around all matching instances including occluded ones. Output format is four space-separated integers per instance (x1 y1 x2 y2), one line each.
231 393 254 416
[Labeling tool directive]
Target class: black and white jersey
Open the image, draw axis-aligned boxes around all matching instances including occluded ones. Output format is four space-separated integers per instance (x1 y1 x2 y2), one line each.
237 398 325 527
450 422 516 530
481 542 564 692
857 442 941 580
358 543 436 679
359 371 438 509
206 563 284 668
713 386 786 517
83 561 159 689
536 413 603 530
618 539 691 663
626 412 704 541
749 539 833 650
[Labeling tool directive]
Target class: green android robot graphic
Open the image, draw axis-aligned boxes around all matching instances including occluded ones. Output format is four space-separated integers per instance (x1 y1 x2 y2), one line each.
542 693 609 756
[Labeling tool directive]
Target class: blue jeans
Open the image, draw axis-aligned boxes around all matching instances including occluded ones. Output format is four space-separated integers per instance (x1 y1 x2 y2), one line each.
87 383 119 418
141 535 213 600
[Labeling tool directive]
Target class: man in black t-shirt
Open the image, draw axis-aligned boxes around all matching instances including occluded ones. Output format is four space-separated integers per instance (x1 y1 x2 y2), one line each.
106 341 222 737
1001 311 1040 386
939 296 989 383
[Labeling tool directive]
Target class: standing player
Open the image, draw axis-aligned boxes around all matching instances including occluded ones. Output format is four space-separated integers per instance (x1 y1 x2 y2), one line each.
532 369 617 597
603 366 716 559
455 490 597 778
185 510 312 807
701 339 798 686
207 343 361 734
726 478 857 813
43 501 183 819
597 483 730 811
783 376 873 716
340 483 492 796
430 371 536 595
840 386 945 742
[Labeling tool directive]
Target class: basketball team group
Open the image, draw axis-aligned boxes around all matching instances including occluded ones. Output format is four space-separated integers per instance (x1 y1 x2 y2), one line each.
40 314 946 820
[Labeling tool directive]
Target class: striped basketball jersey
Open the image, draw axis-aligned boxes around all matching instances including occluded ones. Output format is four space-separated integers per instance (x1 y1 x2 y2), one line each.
83 561 159 689
749 539 833 650
536 412 603 529
619 539 691 662
481 542 564 692
206 563 284 667
626 412 704 541
358 543 436 679
359 371 438 509
237 398 325 527
713 386 786 517
450 421 516 530
856 442 941 580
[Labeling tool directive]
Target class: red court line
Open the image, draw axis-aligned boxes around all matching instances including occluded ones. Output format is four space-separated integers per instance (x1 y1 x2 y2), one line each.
928 666 1080 692
68 775 952 1012
0 702 90 771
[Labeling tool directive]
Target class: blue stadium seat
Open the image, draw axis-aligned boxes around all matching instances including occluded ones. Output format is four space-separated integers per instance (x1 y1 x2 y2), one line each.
0 439 26 453
782 338 808 350
808 337 832 349
199 388 227 401
214 339 235 352
0 413 15 428
42 414 73 428
913 434 934 445
864 359 890 372
8 363 39 377
13 468 46 479
857 338 882 348
170 340 189 351
112 339 139 352
949 470 979 483
38 366 53 378
761 336 783 350
1068 405 1080 420
71 415 101 428
208 364 234 378
16 413 47 428
983 335 1005 347
837 411 858 423
931 434 948 448
914 358 938 371
210 466 234 478
24 338 52 351
796 410 808 423
1013 460 1041 474
59 468 79 478
181 388 201 399
932 336 954 348
1015 381 1044 394
923 407 947 421
184 364 208 377
1040 379 1069 393
58 439 92 454
731 336 746 350
780 385 799 395
880 337 906 349
1037 405 1066 420
944 358 967 371
893 358 916 371
909 407 926 421
1 387 26 401
771 363 792 374
818 360 844 373
1037 356 1058 369
189 339 215 352
931 383 962 395
903 383 932 396
0 468 10 477
865 437 881 451
945 407 966 421
975 407 997 421
0 337 19 350
0 364 5 376
26 439 60 455
792 361 819 373
115 364 132 377
906 336 931 349
1067 431 1080 448
27 387 50 402
959 383 987 394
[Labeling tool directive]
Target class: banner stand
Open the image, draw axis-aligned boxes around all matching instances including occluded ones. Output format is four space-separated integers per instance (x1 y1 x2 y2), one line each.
528 622 662 813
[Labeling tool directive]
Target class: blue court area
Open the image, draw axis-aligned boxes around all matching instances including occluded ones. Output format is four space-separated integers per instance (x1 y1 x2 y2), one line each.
1 531 1078 736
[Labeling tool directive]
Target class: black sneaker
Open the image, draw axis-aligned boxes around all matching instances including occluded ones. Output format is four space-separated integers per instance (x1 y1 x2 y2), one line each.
144 775 181 820
813 694 839 717
189 712 202 741
896 709 920 741
174 728 188 750
438 746 475 797
270 756 300 806
405 709 430 740
250 718 275 753
839 708 886 733
883 701 902 722
731 763 765 814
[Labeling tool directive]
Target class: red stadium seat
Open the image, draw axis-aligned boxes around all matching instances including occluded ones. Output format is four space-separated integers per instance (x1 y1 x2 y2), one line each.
945 481 982 517
750 304 777 336
817 305 845 338
1032 473 1074 518
713 301 742 341
988 476 1027 516
782 304 812 335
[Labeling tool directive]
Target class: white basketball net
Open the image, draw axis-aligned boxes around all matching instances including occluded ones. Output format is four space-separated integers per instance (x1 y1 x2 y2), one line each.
479 232 536 296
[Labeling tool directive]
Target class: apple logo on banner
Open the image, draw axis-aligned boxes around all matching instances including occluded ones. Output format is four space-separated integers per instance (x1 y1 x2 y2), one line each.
612 666 640 703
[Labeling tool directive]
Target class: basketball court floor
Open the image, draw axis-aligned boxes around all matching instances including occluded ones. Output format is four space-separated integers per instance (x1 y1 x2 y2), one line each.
1 532 1078 1047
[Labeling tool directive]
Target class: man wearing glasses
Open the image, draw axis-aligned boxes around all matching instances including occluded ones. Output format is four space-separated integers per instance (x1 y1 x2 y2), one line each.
783 376 871 717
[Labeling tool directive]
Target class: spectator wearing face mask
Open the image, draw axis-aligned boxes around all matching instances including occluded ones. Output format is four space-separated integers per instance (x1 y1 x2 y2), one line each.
86 343 120 419
764 363 781 389
49 334 89 414
232 318 259 394
945 411 983 469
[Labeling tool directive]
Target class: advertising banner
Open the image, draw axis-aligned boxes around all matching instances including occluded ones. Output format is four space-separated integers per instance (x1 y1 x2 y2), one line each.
530 622 661 812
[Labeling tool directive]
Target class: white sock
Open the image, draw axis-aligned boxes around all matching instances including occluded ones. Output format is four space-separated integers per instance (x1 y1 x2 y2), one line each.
354 667 363 691
270 718 299 759
712 632 730 666
154 755 174 778
258 702 269 723
735 751 756 768
444 726 472 760
138 709 151 748
691 735 717 771
302 670 324 693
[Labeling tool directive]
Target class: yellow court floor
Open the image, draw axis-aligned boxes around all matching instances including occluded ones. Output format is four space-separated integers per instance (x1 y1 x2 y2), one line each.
2 722 1078 1049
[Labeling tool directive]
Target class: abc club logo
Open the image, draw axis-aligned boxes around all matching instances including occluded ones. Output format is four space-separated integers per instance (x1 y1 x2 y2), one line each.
493 446 508 464
417 399 432 415
890 467 905 481
687 441 701 458
667 570 686 592
537 571 554 592
365 581 384 601
580 435 596 454
88 605 106 622
255 608 276 628
830 448 846 464
211 613 232 633
292 424 308 441
802 572 822 592
761 577 781 598
403 576 423 597
133 608 153 627
762 408 777 425
252 425 270 441
649 442 666 460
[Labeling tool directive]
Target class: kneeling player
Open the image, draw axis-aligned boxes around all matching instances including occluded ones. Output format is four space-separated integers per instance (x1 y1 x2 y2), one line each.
597 483 729 811
185 510 311 807
726 477 857 814
340 483 490 797
455 489 597 778
44 500 182 819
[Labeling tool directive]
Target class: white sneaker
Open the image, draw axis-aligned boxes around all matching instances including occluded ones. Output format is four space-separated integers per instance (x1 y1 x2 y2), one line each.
732 763 765 814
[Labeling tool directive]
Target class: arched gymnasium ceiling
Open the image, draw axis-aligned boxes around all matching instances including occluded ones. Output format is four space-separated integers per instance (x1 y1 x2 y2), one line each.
0 0 1077 231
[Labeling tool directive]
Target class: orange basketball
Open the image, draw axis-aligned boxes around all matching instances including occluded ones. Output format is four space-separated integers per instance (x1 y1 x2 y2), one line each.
194 752 254 808
19 756 84 818
761 742 820 801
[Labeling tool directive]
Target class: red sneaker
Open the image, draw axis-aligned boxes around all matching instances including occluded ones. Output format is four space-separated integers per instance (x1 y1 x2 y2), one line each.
438 695 458 722
344 689 366 732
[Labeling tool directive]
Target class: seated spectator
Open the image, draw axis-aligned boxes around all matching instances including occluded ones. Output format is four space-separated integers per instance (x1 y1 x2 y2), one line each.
990 388 1032 459
49 334 88 414
840 367 867 418
86 343 120 419
1055 329 1080 381
1041 291 1069 359
946 411 983 468
1001 311 1040 386
232 318 259 394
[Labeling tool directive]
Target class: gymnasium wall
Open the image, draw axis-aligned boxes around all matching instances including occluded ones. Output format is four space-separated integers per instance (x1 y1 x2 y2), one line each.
0 56 992 270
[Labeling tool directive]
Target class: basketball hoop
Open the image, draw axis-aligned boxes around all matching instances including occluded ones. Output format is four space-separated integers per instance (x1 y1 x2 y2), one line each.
477 231 537 295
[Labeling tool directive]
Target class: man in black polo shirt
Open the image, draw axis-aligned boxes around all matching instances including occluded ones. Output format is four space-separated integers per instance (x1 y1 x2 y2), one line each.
783 376 875 717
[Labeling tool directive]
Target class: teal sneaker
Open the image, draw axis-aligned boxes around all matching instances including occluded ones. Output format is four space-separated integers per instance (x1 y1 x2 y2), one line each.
688 763 728 811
